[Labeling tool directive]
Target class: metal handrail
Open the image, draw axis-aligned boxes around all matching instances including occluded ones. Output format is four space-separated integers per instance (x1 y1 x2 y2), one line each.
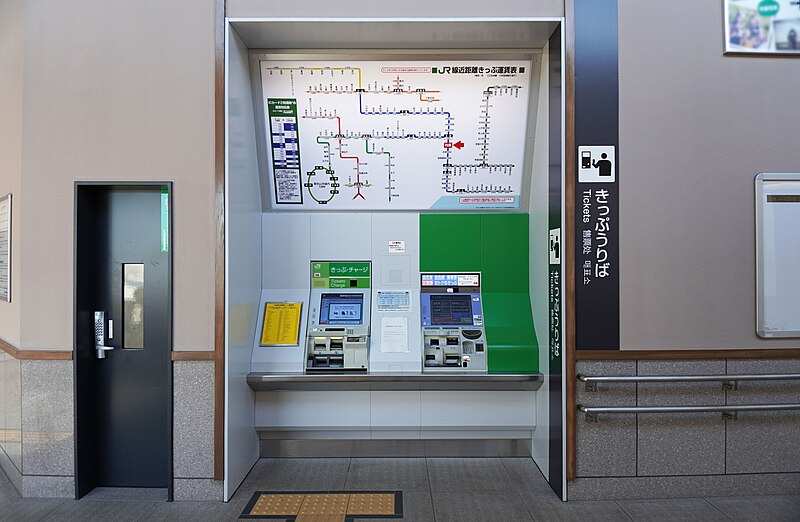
578 403 800 422
577 373 800 391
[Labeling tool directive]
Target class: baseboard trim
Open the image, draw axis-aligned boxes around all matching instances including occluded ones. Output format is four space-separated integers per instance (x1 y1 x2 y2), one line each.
568 472 800 500
575 349 800 361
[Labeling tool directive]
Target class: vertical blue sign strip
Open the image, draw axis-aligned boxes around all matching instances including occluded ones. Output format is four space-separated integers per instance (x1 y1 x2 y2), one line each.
574 0 620 350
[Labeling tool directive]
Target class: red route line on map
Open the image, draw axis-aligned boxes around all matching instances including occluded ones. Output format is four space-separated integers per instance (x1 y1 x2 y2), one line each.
302 114 365 200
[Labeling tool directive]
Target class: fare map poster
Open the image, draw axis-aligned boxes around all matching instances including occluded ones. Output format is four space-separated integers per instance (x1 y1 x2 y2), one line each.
260 60 531 210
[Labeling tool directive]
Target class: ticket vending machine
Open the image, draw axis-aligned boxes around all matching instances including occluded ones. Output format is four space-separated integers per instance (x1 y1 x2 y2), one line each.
420 272 487 372
305 261 371 372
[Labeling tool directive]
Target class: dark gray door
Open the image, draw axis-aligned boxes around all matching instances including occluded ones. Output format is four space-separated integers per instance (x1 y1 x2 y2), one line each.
75 184 172 497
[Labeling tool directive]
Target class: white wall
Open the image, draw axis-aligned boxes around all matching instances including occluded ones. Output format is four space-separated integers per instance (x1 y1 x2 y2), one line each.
0 0 24 347
224 27 263 500
618 0 800 350
16 0 216 351
529 45 550 477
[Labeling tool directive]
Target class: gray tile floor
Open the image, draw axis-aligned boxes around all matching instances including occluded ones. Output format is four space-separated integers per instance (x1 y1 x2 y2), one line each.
2 458 800 521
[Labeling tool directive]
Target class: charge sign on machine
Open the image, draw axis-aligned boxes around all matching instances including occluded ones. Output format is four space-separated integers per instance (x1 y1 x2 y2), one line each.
388 240 406 254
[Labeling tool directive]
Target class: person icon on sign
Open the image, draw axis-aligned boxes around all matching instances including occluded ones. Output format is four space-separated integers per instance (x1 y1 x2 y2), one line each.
592 153 612 177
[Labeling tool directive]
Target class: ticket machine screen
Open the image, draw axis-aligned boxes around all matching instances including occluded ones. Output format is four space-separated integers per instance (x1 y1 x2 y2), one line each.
430 294 473 325
319 293 363 325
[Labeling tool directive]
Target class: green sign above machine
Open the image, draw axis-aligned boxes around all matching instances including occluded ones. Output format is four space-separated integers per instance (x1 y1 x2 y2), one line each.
311 261 371 289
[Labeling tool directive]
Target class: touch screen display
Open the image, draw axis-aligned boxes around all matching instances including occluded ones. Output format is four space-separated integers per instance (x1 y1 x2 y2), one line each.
430 294 473 325
319 293 363 325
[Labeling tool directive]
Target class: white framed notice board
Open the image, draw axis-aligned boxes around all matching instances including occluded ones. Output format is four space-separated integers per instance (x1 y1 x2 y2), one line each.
756 173 800 337
0 194 10 302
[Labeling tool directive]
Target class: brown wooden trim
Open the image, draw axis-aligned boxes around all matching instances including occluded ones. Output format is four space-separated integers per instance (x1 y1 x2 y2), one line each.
564 0 578 483
0 338 16 357
172 351 216 361
575 348 800 361
214 0 226 482
1 338 73 360
16 350 73 361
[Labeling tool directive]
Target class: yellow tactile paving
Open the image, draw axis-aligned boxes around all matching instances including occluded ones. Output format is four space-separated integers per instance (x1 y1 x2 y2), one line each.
346 493 396 515
295 515 346 522
249 493 304 516
297 494 350 515
244 492 399 518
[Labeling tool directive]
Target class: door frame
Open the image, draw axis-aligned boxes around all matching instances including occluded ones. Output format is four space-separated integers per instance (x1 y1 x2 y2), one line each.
72 181 174 500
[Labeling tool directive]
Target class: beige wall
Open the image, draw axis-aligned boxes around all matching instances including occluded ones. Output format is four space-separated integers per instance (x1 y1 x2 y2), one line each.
226 0 564 18
15 0 217 350
0 0 24 347
618 0 800 349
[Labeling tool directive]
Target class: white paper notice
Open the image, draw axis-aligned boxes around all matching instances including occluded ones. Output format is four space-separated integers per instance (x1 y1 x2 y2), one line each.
388 240 406 254
376 290 411 312
381 316 408 353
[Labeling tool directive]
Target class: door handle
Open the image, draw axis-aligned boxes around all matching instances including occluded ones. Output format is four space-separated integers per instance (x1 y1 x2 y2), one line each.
94 311 115 359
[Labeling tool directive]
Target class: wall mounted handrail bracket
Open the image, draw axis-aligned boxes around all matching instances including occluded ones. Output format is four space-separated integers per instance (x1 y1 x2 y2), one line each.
578 403 800 422
578 373 800 392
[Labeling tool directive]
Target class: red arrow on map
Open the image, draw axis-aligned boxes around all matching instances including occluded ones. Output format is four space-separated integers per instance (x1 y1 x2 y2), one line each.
453 141 465 150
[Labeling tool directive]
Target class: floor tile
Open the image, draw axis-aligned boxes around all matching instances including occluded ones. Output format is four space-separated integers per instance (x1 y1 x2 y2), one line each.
524 497 632 522
40 499 157 522
616 498 730 521
427 458 514 492
82 487 168 501
238 458 351 491
706 495 800 522
0 480 67 521
502 457 561 497
432 490 533 522
146 498 251 522
345 458 429 491
365 489 435 522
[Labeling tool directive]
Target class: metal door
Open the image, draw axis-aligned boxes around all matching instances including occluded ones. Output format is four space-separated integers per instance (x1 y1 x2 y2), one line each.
75 184 172 497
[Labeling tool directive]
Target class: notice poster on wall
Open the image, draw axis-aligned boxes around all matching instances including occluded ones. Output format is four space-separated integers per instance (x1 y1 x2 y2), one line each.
725 0 800 54
756 173 800 337
260 302 303 346
260 59 531 210
0 194 10 302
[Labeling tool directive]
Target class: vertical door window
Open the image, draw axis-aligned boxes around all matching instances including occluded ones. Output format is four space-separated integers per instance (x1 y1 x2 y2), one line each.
123 263 144 349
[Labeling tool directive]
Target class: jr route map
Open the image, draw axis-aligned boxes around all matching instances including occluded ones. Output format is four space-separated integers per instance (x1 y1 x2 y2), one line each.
260 60 531 210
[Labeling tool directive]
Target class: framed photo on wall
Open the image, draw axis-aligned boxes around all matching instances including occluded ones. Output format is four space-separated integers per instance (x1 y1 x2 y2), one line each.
725 0 800 54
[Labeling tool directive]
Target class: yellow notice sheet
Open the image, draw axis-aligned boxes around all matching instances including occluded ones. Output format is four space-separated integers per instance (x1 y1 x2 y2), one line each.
260 302 302 346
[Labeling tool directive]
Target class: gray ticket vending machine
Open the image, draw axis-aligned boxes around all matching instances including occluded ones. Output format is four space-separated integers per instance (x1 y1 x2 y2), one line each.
305 261 371 372
420 272 487 372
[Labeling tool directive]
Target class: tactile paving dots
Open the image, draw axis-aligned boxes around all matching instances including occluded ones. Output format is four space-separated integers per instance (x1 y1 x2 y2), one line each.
298 494 350 515
347 493 396 515
250 493 304 515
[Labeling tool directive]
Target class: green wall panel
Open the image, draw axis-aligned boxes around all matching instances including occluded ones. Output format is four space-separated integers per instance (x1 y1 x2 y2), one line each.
419 213 538 374
419 214 481 272
481 214 530 293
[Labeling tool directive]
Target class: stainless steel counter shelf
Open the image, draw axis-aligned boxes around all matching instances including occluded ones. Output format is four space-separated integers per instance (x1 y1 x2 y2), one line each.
246 372 544 391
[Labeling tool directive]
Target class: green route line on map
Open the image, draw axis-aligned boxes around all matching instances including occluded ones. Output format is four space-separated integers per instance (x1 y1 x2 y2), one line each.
316 136 332 168
364 139 394 203
305 136 337 204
